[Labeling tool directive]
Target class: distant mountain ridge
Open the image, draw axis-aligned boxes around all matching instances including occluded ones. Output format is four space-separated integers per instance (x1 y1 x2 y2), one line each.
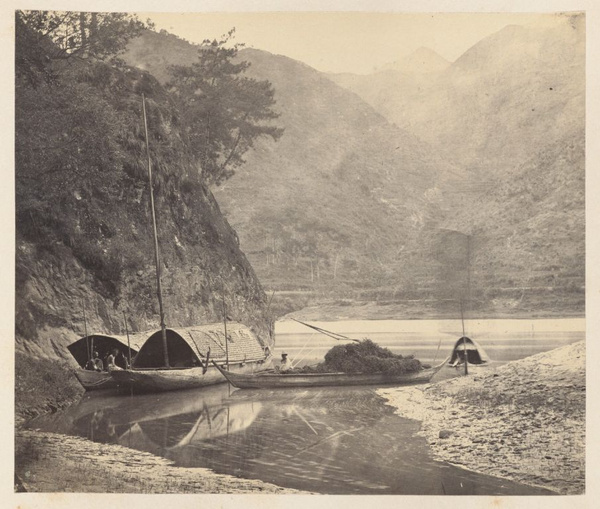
328 14 585 177
444 124 585 315
375 46 450 74
325 13 585 315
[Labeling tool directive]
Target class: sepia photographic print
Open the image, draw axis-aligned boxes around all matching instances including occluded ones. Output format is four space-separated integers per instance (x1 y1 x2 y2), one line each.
7 0 598 506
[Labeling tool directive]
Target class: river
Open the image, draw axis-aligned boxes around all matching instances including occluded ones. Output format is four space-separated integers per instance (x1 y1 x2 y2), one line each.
27 318 584 495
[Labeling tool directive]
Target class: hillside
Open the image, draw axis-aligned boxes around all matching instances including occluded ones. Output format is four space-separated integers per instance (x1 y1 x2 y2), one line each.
327 14 585 315
124 31 462 296
16 42 272 362
443 127 585 315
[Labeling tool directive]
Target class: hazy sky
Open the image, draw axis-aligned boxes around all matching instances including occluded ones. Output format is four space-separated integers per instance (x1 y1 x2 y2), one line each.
142 11 561 74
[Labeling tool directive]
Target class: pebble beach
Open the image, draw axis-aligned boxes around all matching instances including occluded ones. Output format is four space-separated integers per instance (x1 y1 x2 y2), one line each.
379 340 585 495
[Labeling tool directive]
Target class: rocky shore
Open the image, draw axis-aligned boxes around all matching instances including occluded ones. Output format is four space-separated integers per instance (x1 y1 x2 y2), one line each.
15 429 305 494
378 340 585 495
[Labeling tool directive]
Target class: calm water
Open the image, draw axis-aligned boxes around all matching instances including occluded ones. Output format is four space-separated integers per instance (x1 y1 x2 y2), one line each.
28 318 584 495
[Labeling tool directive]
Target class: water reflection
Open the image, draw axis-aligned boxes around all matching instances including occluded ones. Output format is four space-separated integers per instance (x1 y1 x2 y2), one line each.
41 386 262 456
31 383 552 495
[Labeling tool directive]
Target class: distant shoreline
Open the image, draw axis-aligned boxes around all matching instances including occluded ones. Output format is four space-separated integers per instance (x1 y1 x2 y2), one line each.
281 299 585 322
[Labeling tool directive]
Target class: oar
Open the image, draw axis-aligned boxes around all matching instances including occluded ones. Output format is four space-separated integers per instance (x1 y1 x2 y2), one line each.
291 345 321 369
289 333 316 365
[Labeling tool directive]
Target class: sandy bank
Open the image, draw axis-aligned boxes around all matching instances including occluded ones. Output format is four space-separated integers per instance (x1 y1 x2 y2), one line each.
378 340 585 495
15 429 307 494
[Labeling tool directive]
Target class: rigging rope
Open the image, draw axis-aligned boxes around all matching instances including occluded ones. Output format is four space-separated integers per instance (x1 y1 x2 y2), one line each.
292 318 360 342
289 332 315 366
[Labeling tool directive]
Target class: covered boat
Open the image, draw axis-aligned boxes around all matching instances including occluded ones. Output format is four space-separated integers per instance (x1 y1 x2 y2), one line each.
67 332 147 391
448 336 490 367
110 322 272 392
212 358 448 389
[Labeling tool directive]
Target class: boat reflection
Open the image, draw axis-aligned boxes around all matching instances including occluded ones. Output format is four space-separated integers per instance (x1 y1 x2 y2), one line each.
32 385 262 458
117 399 262 458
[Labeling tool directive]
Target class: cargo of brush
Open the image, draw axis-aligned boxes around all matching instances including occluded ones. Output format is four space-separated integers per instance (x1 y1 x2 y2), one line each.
296 339 428 375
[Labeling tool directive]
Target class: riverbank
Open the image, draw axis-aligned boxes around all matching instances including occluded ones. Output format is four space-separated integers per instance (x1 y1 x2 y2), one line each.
283 299 584 321
15 429 305 493
378 340 585 495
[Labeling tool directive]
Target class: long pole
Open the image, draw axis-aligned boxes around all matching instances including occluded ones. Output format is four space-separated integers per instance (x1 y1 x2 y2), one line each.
462 234 471 376
222 296 229 370
123 311 132 369
142 93 169 368
460 299 468 375
83 302 90 362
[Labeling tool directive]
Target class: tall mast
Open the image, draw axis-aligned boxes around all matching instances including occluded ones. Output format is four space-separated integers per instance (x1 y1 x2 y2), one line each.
82 301 89 362
123 311 132 369
462 234 471 376
142 93 169 368
222 296 229 370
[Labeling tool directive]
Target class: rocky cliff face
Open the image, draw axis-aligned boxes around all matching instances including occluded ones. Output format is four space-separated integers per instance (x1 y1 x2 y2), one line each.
15 60 271 363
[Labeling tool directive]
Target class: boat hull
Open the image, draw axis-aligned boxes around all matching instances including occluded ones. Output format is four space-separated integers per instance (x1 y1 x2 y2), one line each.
110 360 269 393
214 359 447 389
74 370 119 391
448 361 489 369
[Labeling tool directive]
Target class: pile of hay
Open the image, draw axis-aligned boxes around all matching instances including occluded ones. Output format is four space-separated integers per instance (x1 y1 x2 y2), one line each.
297 339 423 375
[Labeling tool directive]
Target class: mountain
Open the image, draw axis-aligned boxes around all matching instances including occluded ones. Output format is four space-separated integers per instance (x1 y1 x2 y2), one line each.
123 31 462 297
376 47 450 74
329 14 585 179
327 47 450 147
445 126 585 315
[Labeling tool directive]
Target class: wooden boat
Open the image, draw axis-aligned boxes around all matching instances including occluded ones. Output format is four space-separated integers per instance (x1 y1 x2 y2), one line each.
212 358 448 389
67 332 146 391
448 336 490 368
73 369 117 391
110 323 272 392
